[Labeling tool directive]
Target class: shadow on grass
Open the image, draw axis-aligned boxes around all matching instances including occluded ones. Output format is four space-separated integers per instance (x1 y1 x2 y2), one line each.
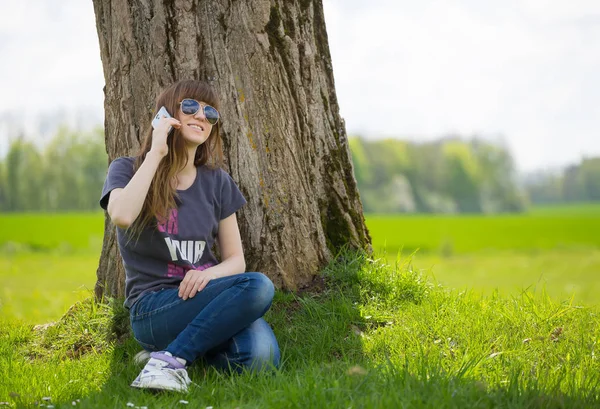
11 249 600 408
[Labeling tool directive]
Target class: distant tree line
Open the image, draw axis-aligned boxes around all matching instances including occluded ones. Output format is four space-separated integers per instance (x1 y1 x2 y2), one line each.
0 128 598 213
0 127 107 212
349 136 529 214
525 158 600 204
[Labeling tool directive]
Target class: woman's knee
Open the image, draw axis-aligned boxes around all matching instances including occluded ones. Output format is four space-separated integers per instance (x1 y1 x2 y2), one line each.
206 318 280 373
245 272 275 312
245 319 280 372
248 342 280 372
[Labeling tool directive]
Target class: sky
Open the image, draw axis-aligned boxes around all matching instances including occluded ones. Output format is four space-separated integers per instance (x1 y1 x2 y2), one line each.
1 0 599 172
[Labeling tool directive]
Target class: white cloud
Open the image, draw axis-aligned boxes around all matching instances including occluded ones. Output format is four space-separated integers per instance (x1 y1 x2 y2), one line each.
324 0 600 170
0 0 599 171
0 0 103 114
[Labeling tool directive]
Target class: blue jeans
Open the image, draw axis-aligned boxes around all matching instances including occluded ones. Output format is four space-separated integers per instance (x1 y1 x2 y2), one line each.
129 272 280 373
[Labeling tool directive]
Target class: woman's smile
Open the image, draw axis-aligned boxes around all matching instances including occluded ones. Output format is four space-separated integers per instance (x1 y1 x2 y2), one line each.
188 123 205 132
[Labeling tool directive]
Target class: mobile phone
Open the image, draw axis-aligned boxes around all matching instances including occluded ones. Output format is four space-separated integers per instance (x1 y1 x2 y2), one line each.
152 106 173 132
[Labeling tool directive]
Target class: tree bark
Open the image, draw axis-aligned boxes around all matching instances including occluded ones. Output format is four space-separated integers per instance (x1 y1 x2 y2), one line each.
92 0 371 299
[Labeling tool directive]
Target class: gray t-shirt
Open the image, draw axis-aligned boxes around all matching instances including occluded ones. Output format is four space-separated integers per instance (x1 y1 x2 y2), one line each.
100 156 246 308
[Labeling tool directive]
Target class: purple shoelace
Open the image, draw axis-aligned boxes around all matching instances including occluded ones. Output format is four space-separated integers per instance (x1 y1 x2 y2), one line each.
149 351 185 369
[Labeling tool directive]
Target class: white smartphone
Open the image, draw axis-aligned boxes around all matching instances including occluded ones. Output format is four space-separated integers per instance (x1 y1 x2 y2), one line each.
151 106 173 133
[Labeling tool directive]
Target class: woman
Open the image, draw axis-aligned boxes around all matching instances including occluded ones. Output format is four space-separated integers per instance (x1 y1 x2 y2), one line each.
100 80 280 392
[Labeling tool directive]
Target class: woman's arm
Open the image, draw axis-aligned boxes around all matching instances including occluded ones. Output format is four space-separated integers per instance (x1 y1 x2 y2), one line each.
107 117 180 229
178 213 246 300
208 212 246 276
107 151 163 229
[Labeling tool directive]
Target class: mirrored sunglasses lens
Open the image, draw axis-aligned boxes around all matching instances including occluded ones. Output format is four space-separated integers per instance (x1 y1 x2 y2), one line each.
204 106 220 125
181 99 200 115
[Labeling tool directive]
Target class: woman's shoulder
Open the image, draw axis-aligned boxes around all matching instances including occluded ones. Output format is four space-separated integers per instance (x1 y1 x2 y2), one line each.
112 156 136 165
197 166 240 193
107 156 135 172
108 156 135 168
198 165 229 179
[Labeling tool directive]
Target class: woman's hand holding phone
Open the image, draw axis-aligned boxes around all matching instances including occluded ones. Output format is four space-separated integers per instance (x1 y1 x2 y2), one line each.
150 107 181 158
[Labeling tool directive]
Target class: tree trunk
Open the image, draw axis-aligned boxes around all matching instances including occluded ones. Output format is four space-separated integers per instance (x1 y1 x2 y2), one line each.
92 0 371 299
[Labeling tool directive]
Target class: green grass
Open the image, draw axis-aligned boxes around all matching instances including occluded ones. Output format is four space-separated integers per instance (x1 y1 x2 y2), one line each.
1 251 598 408
366 212 600 256
0 253 98 323
0 213 105 253
409 250 600 305
528 202 600 217
0 213 103 324
366 203 600 305
1 207 600 407
2 205 600 321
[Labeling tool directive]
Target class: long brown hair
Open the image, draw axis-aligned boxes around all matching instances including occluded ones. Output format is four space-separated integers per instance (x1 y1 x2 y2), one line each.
132 80 224 234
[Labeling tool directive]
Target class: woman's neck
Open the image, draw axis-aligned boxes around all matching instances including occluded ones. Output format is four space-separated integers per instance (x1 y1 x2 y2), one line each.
173 146 198 190
182 145 197 173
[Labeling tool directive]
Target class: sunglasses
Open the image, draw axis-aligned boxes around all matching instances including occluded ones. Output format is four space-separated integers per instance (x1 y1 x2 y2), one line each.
179 99 220 125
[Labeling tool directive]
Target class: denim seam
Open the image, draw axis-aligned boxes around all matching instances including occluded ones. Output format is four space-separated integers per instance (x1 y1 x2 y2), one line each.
149 315 156 349
131 296 185 320
133 335 156 351
230 337 241 371
232 336 240 357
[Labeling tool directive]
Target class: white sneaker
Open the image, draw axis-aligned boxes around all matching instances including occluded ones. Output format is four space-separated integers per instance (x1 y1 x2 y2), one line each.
133 350 151 365
131 352 191 392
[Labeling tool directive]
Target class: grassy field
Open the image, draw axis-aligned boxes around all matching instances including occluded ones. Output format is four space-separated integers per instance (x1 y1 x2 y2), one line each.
0 213 103 323
1 204 599 322
367 205 600 255
0 253 97 323
403 250 600 305
1 251 599 408
1 205 599 407
366 203 600 305
0 213 104 254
